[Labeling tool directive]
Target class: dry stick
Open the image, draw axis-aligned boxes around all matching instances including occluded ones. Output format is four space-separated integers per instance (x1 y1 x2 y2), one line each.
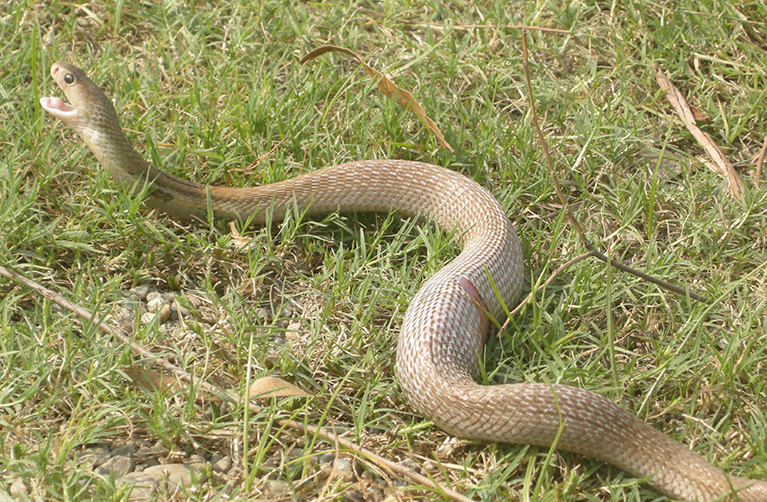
400 22 570 34
0 264 474 502
754 136 767 190
653 64 746 200
519 33 709 305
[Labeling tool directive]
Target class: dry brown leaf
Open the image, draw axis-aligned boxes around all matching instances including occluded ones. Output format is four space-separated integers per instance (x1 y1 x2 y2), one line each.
653 64 745 200
124 367 184 393
689 104 711 124
247 376 311 400
228 221 258 251
301 45 454 152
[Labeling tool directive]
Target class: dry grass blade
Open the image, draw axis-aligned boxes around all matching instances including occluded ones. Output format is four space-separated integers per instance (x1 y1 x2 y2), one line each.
653 64 745 200
754 136 767 189
301 45 454 152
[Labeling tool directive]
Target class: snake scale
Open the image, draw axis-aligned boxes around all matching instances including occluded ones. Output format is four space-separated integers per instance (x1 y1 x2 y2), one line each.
40 61 766 501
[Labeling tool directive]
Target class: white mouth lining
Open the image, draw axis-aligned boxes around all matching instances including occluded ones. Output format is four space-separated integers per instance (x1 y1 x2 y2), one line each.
40 96 78 120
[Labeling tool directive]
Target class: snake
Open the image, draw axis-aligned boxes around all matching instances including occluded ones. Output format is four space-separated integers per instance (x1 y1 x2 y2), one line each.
40 61 766 501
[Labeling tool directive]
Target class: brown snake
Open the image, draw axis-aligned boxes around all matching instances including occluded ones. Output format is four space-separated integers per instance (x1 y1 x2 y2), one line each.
41 61 766 501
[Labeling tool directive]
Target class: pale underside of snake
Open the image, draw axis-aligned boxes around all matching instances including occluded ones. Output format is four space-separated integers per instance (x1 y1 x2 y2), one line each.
40 61 766 501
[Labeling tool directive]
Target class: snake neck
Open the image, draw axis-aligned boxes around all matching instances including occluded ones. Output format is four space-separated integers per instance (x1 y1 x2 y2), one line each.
75 103 216 219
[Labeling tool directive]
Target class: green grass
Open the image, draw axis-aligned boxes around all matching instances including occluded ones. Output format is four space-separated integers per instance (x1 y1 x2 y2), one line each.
2 0 767 500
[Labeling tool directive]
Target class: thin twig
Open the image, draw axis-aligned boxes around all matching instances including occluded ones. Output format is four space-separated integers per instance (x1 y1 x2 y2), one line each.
0 264 474 502
519 33 709 304
398 21 570 34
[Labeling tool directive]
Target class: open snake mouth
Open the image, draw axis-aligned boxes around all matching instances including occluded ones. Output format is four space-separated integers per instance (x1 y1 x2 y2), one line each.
40 96 78 121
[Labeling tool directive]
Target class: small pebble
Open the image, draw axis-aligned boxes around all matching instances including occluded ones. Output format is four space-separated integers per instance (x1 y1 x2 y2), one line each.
286 448 303 462
146 297 164 313
122 471 157 488
332 458 355 482
254 308 270 322
142 463 206 486
211 454 232 473
156 304 171 323
188 454 206 464
286 321 303 334
79 444 111 468
129 285 151 301
121 472 157 501
9 478 28 496
264 480 291 498
127 486 155 501
318 453 336 465
95 455 135 479
111 444 136 457
140 312 156 325
136 457 160 470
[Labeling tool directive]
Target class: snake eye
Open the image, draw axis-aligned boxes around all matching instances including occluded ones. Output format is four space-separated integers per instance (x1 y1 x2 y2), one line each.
64 73 75 84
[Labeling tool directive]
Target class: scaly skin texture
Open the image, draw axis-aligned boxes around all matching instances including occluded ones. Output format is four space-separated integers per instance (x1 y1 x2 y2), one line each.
41 61 766 501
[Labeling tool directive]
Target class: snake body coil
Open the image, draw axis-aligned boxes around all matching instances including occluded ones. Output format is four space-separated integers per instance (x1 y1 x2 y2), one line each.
41 61 766 501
